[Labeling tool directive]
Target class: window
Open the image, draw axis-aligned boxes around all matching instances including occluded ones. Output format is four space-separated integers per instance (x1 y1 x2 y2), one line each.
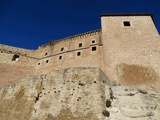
61 47 64 51
92 46 96 51
123 21 131 26
12 55 20 61
46 60 49 63
77 52 81 56
38 63 40 65
59 56 62 60
79 43 82 47
45 53 48 56
92 40 95 43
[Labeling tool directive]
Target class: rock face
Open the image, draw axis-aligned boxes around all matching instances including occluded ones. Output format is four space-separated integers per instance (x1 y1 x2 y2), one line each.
106 85 160 120
0 67 160 120
0 68 108 120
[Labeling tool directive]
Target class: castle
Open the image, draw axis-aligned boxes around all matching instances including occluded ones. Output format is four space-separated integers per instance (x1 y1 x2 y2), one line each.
0 13 160 86
1 13 160 120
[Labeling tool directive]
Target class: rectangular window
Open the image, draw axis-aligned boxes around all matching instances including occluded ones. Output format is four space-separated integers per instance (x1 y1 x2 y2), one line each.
77 52 81 56
123 21 131 26
61 47 64 51
92 46 96 51
79 43 82 47
59 56 62 60
46 60 49 63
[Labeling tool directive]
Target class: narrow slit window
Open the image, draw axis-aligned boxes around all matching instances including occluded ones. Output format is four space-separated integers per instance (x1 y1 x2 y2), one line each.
79 43 82 47
92 46 96 51
77 52 81 56
46 60 49 63
45 53 48 56
12 55 20 61
123 21 131 26
59 56 62 60
61 47 64 51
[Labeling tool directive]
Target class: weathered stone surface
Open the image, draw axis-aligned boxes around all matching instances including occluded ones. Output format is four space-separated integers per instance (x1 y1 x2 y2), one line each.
0 68 108 120
0 67 160 120
106 85 160 120
116 63 158 85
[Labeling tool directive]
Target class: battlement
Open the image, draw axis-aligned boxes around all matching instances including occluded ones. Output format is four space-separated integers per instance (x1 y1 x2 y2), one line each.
40 29 101 48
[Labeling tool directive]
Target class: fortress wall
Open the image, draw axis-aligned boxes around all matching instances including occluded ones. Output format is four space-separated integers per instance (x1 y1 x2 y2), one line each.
101 15 160 85
29 30 101 59
0 51 15 64
0 44 31 56
28 45 52 58
0 63 35 86
0 51 37 86
35 44 103 75
0 50 37 66
0 30 103 85
2 14 160 87
28 30 103 74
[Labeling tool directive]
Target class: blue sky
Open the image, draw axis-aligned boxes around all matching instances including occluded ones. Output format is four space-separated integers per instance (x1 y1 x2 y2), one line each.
0 0 160 49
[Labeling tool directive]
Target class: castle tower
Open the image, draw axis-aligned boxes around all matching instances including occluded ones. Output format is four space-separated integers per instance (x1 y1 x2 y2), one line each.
101 14 160 85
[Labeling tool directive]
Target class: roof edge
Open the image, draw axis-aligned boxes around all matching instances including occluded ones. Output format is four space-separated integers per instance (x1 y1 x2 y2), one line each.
101 13 155 26
101 13 153 17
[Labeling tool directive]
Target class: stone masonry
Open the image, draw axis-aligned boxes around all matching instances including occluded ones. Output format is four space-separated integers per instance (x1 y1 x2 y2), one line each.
0 13 160 119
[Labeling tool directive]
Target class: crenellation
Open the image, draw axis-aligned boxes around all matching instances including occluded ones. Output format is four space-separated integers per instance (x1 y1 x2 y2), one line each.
40 29 101 48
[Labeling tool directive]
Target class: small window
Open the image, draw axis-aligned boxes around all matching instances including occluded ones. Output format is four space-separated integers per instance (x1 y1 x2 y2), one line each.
92 40 95 43
45 53 48 56
92 46 96 51
61 47 64 51
59 56 62 60
46 60 49 63
123 21 131 26
77 52 81 56
12 55 20 61
38 63 40 65
79 43 82 47
1 51 3 53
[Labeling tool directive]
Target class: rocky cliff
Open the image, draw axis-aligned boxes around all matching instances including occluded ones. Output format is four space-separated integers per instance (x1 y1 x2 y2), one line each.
0 67 160 120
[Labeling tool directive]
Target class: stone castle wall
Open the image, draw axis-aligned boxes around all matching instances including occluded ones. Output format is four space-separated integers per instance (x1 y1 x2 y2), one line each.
101 14 160 85
1 14 160 120
0 44 31 56
33 30 104 74
0 30 105 86
0 50 36 86
0 14 160 87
